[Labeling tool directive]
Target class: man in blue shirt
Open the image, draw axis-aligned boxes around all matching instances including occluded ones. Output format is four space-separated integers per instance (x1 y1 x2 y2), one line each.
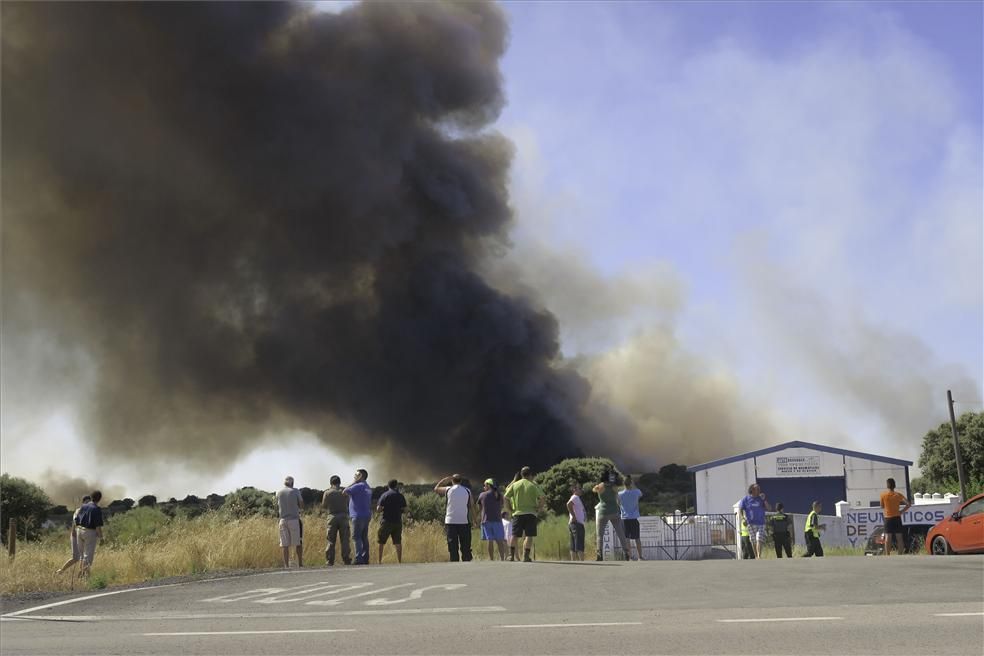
74 490 104 578
619 475 644 561
345 469 373 565
739 483 770 559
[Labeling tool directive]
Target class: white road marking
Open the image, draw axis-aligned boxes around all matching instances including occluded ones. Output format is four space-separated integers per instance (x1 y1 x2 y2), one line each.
2 571 292 619
717 617 843 623
934 612 984 617
499 622 643 629
9 606 507 622
201 587 289 603
255 583 372 604
364 584 466 606
1 585 185 618
142 629 357 636
306 583 413 606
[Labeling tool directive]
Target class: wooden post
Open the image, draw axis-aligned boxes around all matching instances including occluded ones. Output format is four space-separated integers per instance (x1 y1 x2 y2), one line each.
947 390 969 502
7 518 15 560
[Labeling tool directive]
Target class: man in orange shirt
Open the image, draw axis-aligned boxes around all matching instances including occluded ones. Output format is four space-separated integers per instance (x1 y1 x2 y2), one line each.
880 478 911 555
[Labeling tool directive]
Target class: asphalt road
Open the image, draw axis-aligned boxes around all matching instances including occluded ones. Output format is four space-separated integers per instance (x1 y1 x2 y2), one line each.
2 556 982 655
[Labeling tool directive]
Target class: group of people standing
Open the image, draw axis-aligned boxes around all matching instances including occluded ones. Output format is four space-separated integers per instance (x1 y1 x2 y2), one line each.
434 467 547 563
275 466 553 568
586 472 646 561
276 466 655 567
276 470 381 568
738 478 913 558
739 483 827 559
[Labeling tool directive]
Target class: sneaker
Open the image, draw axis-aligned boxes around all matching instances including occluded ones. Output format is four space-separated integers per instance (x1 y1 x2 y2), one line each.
508 555 515 562
523 557 532 563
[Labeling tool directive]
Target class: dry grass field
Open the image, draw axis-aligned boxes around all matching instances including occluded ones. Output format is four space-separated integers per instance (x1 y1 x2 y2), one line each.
0 511 600 596
1 509 872 596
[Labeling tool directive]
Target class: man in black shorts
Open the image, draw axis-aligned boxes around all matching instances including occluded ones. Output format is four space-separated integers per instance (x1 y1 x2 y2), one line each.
376 479 407 564
880 478 911 555
504 467 546 562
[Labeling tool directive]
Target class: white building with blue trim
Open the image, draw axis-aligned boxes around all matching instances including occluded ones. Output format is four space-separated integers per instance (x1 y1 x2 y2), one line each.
686 440 913 515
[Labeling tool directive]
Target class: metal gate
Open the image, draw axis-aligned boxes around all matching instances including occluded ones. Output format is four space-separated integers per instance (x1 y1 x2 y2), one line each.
602 513 738 560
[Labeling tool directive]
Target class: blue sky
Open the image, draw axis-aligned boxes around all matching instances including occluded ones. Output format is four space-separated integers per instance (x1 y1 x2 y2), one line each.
494 0 982 465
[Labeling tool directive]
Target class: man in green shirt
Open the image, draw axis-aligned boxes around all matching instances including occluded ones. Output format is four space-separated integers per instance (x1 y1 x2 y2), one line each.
504 466 546 562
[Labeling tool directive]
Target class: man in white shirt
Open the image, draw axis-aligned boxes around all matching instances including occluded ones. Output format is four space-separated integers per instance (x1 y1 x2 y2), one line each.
435 474 475 562
566 482 586 561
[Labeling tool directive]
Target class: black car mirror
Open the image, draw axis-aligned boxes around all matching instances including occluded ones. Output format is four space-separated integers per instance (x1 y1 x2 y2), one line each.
951 511 961 521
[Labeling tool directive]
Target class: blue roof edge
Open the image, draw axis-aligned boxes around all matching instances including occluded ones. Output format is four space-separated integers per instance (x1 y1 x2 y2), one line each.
685 440 913 473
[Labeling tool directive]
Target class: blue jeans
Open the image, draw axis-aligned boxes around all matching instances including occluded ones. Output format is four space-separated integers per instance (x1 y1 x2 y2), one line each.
352 516 370 564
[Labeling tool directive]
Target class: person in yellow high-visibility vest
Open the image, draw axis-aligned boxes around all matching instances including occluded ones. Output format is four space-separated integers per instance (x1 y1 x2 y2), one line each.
803 500 826 557
739 515 755 559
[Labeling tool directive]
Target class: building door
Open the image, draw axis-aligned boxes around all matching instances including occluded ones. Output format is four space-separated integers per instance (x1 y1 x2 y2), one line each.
756 477 846 515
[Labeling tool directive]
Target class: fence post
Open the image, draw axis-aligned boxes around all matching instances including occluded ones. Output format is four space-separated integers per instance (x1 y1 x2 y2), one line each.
673 515 680 560
7 518 15 560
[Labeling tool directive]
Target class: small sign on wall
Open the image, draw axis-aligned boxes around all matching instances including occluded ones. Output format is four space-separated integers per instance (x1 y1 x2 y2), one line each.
775 455 821 476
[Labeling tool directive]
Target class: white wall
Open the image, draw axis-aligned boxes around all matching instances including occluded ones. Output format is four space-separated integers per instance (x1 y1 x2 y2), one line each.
844 457 907 507
695 458 755 514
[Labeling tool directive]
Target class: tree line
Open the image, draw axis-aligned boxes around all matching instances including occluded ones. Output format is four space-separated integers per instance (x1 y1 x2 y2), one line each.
4 410 981 542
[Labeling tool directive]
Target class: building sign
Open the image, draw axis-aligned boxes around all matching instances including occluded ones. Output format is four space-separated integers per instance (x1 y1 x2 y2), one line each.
843 506 951 548
775 455 820 476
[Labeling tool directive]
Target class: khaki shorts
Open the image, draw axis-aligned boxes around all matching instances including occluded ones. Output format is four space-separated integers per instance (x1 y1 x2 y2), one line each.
279 518 301 547
77 527 99 566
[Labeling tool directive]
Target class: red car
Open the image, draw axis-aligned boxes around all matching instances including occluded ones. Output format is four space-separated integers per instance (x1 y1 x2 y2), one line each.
926 492 984 555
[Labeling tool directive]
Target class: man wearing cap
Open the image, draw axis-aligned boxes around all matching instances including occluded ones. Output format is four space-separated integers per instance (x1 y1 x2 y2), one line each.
276 476 304 568
478 478 507 560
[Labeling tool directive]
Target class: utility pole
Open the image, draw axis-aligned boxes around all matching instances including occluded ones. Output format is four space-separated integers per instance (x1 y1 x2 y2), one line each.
947 390 969 502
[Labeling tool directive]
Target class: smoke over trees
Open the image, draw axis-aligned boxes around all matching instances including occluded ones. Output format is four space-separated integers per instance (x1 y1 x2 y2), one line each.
2 2 611 478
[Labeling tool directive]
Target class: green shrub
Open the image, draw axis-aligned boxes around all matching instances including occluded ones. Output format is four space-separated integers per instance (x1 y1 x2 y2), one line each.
221 487 276 518
0 474 53 542
104 506 170 546
405 492 445 523
534 457 621 515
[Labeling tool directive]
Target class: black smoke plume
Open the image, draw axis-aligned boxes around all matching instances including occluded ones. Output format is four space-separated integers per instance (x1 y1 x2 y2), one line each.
2 2 599 477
